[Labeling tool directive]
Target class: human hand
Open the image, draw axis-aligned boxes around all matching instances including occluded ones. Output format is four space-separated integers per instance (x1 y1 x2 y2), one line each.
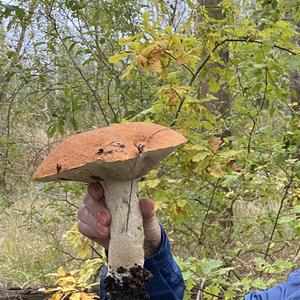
77 182 162 257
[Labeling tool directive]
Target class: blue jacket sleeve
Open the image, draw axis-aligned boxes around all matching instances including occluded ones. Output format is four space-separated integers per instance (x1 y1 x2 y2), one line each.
244 269 300 300
99 226 185 300
143 226 185 299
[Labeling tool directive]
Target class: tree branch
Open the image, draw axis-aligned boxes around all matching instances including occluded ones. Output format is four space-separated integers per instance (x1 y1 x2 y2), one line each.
198 179 220 242
247 67 268 153
263 176 293 260
171 38 297 126
47 6 110 126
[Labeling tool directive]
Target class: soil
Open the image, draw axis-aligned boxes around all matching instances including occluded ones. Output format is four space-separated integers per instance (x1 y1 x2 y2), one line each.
104 265 153 300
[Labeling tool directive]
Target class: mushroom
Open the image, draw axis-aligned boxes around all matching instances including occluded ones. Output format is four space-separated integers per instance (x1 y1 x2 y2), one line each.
33 122 186 299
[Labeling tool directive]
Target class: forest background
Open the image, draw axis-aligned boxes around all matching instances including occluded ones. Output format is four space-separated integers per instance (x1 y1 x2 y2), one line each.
0 0 300 299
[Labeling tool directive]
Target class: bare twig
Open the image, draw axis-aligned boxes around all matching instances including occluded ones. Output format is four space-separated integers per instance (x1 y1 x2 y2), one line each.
46 6 110 126
22 258 73 288
126 128 169 232
163 50 195 77
199 179 220 242
107 78 118 122
264 176 293 260
247 67 268 153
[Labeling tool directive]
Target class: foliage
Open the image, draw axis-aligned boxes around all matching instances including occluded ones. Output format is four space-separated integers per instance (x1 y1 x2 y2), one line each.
47 260 103 300
0 0 300 299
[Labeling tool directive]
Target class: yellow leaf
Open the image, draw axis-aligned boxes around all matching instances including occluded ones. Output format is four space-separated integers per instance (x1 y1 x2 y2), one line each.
155 201 168 211
78 239 90 258
49 291 63 300
208 164 224 178
118 37 130 46
165 25 172 35
148 49 163 74
145 179 160 189
150 58 163 74
70 292 81 300
80 292 96 300
209 137 222 153
135 55 148 68
57 275 77 286
169 200 187 220
122 64 135 80
57 266 66 277
63 224 81 247
108 52 129 64
192 152 210 162
177 56 185 65
142 12 150 30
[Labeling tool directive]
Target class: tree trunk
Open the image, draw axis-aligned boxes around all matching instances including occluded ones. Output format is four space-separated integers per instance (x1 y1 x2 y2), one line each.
198 0 231 116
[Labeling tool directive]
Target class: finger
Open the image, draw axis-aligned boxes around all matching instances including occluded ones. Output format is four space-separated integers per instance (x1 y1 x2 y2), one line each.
77 221 109 249
77 220 100 239
77 206 96 232
78 219 109 238
88 182 104 201
77 206 110 236
83 195 111 225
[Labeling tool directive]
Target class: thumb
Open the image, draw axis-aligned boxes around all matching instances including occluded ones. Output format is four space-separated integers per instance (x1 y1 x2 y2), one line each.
140 197 156 220
139 198 162 256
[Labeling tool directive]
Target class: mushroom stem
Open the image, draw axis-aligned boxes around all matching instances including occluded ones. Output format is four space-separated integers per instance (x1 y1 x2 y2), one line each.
102 179 144 271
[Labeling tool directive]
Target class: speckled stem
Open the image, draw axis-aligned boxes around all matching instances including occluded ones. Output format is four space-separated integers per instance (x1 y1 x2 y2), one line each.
101 179 144 271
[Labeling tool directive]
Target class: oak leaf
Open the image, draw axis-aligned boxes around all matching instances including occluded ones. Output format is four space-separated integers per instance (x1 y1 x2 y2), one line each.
208 164 224 178
209 137 222 153
148 49 163 74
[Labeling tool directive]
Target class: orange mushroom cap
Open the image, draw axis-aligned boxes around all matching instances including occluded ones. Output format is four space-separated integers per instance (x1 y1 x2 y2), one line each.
33 122 186 183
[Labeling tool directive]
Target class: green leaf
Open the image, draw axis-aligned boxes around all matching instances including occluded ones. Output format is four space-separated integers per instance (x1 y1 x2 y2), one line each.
278 215 295 224
68 42 77 53
7 18 16 31
200 259 223 274
47 43 56 54
6 51 16 58
5 71 15 81
192 152 210 162
58 120 65 136
145 179 160 189
222 174 240 187
15 8 26 21
47 124 57 138
293 205 300 214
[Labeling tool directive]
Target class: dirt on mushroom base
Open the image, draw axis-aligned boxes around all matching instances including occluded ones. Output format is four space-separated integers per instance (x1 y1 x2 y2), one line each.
104 265 153 300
